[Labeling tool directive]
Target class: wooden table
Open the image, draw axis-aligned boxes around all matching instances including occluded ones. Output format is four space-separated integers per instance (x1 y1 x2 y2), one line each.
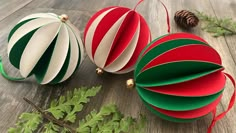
0 0 236 132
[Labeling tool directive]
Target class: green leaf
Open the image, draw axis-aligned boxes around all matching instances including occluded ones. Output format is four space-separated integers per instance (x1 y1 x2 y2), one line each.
44 122 60 133
64 104 83 123
119 117 134 132
131 115 147 133
8 112 42 133
46 86 101 122
50 100 57 108
195 11 236 37
8 86 147 133
97 112 121 133
61 127 70 133
77 104 117 132
47 107 65 119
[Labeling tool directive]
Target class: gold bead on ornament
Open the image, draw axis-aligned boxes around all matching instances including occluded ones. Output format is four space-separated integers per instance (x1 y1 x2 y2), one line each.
126 79 135 89
96 68 104 75
59 14 69 22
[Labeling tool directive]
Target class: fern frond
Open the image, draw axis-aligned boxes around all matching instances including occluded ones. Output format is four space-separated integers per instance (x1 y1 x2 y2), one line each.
8 112 42 133
46 86 101 122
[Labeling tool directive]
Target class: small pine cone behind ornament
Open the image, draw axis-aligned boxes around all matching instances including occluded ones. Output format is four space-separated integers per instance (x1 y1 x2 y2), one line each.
174 10 199 29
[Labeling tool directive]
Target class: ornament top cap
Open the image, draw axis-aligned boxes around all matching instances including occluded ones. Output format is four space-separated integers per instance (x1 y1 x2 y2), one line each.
59 14 69 22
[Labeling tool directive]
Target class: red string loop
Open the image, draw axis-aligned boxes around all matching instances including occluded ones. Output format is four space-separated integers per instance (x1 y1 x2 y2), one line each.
207 73 236 133
134 0 170 33
134 0 144 11
160 1 171 33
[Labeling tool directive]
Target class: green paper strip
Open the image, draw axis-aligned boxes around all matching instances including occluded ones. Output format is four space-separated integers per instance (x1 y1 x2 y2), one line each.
70 32 82 77
50 44 71 84
136 61 223 87
0 57 25 81
33 35 58 84
9 28 38 69
135 39 208 77
137 86 223 111
8 18 36 42
136 35 168 63
143 99 199 123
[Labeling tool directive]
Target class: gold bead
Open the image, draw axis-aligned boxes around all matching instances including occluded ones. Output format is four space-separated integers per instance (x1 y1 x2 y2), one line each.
59 14 69 22
126 79 135 89
96 68 104 75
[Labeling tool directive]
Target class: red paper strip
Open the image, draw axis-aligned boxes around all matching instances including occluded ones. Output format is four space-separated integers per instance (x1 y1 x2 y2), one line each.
142 44 222 72
142 33 208 56
84 6 115 42
160 1 170 33
119 15 151 71
105 11 139 67
151 94 222 119
91 7 130 58
134 0 144 10
208 73 236 133
145 71 225 97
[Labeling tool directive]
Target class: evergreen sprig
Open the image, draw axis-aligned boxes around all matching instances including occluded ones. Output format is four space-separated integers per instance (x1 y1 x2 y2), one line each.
8 86 146 133
196 11 236 37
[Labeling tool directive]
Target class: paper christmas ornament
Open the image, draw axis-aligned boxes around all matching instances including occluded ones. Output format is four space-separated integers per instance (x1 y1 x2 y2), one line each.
134 32 230 123
2 13 84 84
84 6 151 74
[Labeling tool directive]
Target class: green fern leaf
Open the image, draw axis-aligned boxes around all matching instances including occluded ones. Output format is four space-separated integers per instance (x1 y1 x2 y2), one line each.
44 122 60 133
77 104 117 132
47 86 101 122
8 112 42 133
131 115 147 133
8 86 146 133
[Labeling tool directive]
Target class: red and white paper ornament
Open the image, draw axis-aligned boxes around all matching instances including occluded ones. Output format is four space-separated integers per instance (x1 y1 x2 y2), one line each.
84 3 151 74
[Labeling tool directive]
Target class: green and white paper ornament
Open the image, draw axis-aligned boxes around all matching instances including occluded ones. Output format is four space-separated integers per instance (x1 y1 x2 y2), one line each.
3 13 84 84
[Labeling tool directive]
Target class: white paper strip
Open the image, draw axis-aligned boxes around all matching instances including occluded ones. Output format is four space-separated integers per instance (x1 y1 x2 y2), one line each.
66 21 84 64
19 13 57 23
94 11 130 68
20 22 61 77
104 20 140 72
8 18 58 55
59 24 80 82
85 7 116 62
41 24 69 84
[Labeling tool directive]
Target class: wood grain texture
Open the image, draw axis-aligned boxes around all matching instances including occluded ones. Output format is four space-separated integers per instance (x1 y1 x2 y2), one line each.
0 0 32 21
0 0 236 133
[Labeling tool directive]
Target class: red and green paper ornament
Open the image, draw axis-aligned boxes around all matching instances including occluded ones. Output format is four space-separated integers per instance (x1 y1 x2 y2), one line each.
0 13 84 84
134 32 226 122
84 2 151 74
131 2 235 132
133 33 235 133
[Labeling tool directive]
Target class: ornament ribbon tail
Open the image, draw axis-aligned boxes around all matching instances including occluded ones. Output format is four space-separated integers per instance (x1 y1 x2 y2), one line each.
134 0 144 10
160 1 170 33
0 56 25 81
207 73 236 133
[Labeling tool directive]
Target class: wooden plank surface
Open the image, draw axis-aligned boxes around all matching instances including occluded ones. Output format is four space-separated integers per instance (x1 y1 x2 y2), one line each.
0 0 32 21
0 0 236 133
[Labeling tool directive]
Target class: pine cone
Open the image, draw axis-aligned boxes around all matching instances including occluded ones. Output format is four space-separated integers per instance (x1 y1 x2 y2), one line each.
174 10 199 29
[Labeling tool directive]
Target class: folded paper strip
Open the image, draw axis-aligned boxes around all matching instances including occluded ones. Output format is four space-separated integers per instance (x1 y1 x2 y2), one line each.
135 33 234 125
6 13 84 84
84 6 151 74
